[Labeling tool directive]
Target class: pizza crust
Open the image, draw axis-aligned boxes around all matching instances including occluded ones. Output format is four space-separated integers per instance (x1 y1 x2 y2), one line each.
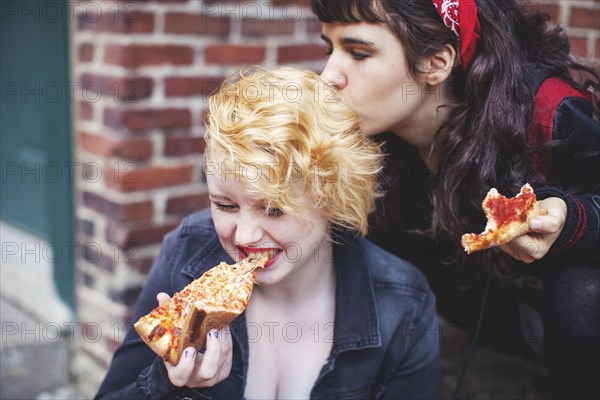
178 304 241 357
134 317 175 361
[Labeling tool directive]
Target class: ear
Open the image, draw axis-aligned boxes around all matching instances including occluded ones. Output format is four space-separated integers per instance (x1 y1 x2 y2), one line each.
420 44 456 86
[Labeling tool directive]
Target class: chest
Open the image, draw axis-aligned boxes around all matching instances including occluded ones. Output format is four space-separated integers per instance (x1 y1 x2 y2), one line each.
243 306 335 399
244 325 333 399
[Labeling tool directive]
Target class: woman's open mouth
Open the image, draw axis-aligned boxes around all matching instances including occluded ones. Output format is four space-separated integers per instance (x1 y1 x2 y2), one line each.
238 246 282 269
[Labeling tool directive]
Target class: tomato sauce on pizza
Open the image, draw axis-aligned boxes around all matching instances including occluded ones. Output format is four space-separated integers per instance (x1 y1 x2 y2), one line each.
461 184 540 254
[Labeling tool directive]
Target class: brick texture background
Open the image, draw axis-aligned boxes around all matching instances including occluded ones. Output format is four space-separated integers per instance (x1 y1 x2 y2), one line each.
70 0 598 396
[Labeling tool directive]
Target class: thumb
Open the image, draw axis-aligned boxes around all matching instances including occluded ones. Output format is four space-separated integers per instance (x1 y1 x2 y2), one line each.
529 217 543 232
156 292 171 306
529 214 564 235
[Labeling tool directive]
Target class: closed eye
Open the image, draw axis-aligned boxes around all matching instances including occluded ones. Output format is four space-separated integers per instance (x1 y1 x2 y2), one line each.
350 50 369 60
214 203 238 212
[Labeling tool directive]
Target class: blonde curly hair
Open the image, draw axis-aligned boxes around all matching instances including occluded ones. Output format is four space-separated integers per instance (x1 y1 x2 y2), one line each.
204 67 383 236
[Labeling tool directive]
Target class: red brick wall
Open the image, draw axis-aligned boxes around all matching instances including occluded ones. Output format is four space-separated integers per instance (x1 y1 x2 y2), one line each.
532 0 599 59
70 0 598 396
71 0 324 394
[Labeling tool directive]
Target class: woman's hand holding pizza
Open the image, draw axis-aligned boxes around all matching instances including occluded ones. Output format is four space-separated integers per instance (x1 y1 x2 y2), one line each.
461 185 567 263
134 258 262 388
156 293 233 388
500 197 567 263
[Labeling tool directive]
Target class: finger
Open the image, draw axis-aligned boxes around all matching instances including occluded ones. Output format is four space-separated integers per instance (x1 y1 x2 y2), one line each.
156 292 171 306
165 347 196 387
501 235 548 263
499 242 529 263
217 327 233 379
531 198 567 233
529 215 563 234
518 236 545 263
193 349 205 367
197 329 222 381
218 348 233 382
220 326 233 354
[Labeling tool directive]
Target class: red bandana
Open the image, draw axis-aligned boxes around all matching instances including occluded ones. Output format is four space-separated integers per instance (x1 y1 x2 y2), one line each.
432 0 481 70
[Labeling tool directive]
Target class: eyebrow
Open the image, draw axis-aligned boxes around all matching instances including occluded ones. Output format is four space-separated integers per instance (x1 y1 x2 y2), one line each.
320 33 375 47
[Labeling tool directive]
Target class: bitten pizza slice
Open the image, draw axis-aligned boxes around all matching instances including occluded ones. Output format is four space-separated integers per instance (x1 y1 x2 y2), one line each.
461 183 541 254
134 256 267 365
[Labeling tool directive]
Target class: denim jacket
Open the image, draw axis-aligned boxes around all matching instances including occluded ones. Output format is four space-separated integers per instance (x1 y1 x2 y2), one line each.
96 209 439 400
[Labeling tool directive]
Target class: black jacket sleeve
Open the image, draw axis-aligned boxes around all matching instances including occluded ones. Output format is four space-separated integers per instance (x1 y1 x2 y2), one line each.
94 230 212 399
538 96 600 265
94 235 179 399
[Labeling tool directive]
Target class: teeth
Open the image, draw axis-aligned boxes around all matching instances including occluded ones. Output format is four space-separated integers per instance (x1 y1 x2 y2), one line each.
246 249 278 261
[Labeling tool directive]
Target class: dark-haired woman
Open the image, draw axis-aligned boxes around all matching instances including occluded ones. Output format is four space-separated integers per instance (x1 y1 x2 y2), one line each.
313 0 599 398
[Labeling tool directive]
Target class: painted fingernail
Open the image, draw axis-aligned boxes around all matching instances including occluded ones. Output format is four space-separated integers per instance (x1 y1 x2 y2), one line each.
208 329 218 339
184 347 196 358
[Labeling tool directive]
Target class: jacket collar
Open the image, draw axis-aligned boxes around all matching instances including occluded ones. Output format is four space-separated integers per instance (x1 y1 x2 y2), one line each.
331 234 381 354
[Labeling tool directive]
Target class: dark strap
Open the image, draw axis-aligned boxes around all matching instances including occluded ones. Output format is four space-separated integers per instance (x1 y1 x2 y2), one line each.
452 274 492 400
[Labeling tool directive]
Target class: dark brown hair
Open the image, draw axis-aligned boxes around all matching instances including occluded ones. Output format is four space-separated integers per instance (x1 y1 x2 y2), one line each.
312 0 599 267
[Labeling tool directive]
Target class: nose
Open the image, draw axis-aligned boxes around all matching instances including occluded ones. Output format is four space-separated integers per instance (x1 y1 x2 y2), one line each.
234 211 264 247
320 59 346 90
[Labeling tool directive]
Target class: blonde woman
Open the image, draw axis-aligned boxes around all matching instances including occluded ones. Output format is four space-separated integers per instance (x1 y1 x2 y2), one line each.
96 68 439 400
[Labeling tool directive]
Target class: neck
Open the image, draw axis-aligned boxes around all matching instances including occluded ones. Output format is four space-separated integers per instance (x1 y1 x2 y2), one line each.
392 82 451 172
418 146 439 172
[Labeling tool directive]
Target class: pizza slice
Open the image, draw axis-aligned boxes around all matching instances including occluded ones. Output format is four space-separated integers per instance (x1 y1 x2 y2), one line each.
134 256 267 365
461 183 541 254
